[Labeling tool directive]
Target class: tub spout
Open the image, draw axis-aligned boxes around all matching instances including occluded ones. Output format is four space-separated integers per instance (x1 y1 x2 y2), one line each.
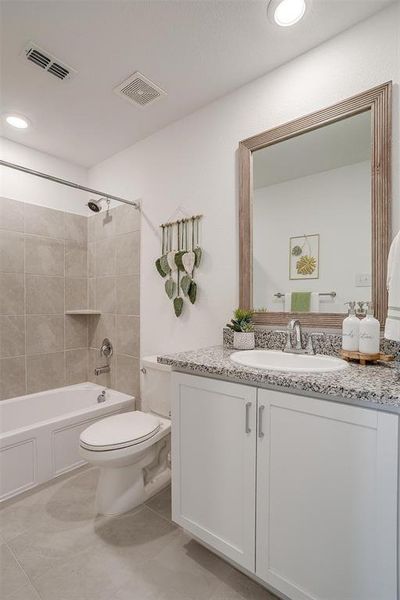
94 365 110 376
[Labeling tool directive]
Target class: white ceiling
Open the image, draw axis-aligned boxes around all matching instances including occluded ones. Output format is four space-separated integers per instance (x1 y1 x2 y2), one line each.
0 0 394 167
253 110 372 188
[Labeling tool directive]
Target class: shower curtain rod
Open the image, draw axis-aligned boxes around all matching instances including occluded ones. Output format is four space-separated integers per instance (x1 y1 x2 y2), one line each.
0 160 140 209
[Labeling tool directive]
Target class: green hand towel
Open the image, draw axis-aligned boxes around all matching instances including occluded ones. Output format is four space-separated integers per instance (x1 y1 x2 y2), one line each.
291 292 311 312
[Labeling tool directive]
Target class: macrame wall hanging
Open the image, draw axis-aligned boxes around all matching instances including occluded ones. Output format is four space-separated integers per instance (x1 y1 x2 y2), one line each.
155 214 202 317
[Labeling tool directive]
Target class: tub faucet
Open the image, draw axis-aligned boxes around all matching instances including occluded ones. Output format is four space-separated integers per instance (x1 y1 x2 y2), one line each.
94 365 110 376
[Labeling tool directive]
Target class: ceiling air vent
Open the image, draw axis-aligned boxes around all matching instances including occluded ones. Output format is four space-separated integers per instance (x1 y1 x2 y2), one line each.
114 72 166 107
23 42 76 81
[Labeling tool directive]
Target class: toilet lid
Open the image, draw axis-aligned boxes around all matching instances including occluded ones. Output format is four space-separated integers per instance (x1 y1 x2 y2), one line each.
80 411 160 451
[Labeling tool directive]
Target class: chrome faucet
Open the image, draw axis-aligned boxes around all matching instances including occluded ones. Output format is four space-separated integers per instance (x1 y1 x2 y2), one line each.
288 319 303 352
275 319 325 355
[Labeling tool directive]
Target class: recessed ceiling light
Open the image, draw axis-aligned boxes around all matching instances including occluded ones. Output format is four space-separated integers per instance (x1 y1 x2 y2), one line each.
4 114 30 129
268 0 307 27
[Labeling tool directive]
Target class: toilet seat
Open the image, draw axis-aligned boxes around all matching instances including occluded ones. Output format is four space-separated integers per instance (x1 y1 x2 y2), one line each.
80 411 160 451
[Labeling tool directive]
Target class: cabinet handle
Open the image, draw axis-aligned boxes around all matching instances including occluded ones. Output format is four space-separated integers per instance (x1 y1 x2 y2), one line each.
245 402 251 433
258 405 265 438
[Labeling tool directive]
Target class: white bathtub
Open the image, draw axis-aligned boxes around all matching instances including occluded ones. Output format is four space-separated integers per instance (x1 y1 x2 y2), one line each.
0 383 134 502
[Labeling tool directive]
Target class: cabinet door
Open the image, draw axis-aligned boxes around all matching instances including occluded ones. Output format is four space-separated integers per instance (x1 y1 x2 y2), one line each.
256 389 398 600
171 372 257 571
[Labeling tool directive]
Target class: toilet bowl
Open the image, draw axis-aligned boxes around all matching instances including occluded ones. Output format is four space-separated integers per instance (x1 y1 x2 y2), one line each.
79 356 172 516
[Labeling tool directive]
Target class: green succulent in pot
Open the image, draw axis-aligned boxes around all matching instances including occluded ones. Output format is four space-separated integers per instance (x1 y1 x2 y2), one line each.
226 308 254 332
227 308 255 350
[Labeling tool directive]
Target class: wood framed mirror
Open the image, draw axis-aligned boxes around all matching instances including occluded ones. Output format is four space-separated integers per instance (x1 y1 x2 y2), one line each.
239 82 392 328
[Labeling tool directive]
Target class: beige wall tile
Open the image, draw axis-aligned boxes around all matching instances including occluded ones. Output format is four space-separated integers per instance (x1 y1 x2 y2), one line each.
0 356 26 400
116 315 139 356
0 316 25 358
0 231 24 273
87 215 96 242
115 204 140 235
24 204 64 239
26 275 64 315
26 315 64 355
65 241 87 277
115 232 139 276
116 275 139 315
0 197 24 232
26 352 65 394
25 235 65 276
95 238 116 276
115 354 139 397
65 278 87 311
95 210 115 240
0 274 24 315
65 315 88 349
64 213 88 243
88 278 96 308
87 242 96 277
65 348 88 385
88 314 115 350
95 277 116 313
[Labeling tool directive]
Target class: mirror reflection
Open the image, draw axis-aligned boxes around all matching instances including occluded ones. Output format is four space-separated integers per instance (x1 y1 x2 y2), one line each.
252 111 372 314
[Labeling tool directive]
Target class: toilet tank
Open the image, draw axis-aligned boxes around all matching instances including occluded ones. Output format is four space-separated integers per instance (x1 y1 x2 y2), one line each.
140 356 172 418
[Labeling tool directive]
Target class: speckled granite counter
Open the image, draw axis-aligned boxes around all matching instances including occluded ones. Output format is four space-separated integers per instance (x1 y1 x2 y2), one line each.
158 346 400 414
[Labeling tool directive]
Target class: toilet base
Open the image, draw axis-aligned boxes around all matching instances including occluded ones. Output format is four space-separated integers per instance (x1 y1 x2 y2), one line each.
96 464 171 516
94 436 171 516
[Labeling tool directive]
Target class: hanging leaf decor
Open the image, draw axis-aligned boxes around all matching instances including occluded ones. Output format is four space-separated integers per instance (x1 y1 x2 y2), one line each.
155 258 167 278
156 213 202 316
194 247 202 268
173 297 184 317
165 277 176 299
188 280 197 304
181 274 192 296
174 250 186 271
167 250 178 272
182 251 195 276
160 254 170 275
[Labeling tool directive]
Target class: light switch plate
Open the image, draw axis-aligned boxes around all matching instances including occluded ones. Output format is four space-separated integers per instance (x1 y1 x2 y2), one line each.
355 273 372 287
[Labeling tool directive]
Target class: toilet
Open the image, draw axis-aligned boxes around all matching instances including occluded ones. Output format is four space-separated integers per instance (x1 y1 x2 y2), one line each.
79 356 171 516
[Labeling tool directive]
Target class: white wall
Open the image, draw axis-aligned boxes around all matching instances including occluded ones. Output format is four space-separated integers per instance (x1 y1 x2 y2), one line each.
85 4 398 355
0 138 89 214
253 161 371 312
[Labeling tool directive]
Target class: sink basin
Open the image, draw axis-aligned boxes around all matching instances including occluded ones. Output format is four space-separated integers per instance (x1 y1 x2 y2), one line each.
230 350 348 373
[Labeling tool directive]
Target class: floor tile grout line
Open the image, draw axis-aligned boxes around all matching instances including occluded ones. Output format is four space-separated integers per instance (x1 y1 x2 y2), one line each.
3 537 42 599
144 500 173 526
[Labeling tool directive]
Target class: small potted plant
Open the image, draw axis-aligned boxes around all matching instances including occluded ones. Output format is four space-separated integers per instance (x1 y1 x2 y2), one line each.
226 308 255 350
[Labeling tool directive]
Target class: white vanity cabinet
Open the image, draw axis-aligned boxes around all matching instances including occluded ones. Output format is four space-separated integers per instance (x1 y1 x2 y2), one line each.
171 372 399 600
256 389 398 600
171 373 257 571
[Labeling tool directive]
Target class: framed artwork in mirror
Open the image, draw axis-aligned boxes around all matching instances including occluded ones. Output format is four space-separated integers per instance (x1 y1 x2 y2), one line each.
289 234 320 280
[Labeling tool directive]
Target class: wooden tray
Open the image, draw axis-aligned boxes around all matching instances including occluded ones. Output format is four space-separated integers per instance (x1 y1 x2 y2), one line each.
341 350 395 365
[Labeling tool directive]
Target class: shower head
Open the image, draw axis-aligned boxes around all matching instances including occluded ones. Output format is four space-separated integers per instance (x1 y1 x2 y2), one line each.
87 197 109 213
87 200 101 212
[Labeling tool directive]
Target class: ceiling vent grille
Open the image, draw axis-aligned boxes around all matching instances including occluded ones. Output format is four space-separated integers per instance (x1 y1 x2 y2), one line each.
23 42 76 81
114 72 166 107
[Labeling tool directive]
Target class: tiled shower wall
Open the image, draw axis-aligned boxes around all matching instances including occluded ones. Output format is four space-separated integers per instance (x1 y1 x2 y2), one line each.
0 197 140 400
87 203 140 398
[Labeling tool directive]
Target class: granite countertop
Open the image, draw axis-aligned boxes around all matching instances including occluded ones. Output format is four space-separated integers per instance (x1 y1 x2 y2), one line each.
158 346 400 414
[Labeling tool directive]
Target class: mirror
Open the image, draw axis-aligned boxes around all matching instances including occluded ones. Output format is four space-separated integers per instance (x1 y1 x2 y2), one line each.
252 112 371 314
239 83 391 328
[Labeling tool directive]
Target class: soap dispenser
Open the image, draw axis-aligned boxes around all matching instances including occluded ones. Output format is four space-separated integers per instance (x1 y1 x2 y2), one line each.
359 302 380 354
342 301 360 351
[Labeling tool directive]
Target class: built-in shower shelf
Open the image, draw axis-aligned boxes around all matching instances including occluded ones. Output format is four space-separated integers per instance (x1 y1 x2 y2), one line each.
65 310 102 315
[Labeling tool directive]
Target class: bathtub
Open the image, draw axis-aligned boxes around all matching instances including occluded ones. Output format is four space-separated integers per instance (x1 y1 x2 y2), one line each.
0 383 134 502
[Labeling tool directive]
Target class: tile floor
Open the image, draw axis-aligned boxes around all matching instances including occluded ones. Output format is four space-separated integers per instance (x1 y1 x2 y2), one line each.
0 467 278 600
